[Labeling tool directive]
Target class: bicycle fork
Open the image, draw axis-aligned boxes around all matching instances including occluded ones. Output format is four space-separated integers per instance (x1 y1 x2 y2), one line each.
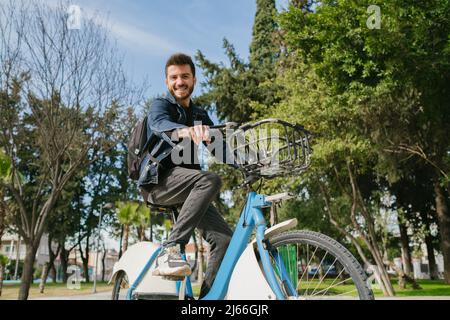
252 195 297 300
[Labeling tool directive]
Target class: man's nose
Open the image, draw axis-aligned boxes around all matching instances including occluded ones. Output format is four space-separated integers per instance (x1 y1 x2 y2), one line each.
175 77 185 86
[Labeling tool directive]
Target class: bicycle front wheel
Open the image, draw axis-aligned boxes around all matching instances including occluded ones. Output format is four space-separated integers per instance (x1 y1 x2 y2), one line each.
268 230 374 300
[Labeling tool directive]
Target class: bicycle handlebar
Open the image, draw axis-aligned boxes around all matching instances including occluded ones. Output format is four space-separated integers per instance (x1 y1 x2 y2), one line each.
209 122 239 130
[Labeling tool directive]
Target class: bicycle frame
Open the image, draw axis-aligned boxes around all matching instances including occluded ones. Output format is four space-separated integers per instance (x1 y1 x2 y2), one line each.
126 191 294 300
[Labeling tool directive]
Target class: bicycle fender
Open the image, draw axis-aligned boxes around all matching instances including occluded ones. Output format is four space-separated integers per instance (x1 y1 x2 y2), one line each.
109 241 177 296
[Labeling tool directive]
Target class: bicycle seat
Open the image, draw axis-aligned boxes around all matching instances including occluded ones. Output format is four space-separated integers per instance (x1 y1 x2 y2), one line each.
147 203 176 213
140 188 179 220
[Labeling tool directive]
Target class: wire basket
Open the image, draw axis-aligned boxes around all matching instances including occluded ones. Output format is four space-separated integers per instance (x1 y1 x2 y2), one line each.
227 118 312 179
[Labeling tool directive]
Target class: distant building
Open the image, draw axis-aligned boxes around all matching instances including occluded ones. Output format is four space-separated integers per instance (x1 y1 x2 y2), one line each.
0 232 52 280
0 231 119 282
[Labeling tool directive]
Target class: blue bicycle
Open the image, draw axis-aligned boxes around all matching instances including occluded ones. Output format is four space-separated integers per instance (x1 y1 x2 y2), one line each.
110 119 374 300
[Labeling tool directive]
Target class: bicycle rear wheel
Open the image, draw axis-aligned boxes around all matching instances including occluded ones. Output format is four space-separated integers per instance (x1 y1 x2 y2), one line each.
268 230 374 300
111 271 129 300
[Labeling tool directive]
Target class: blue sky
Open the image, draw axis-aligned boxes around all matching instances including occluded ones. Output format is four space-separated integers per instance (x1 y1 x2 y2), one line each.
71 0 252 98
67 0 289 99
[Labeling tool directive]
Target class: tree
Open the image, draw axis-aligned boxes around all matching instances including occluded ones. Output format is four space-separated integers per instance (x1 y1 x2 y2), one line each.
115 201 151 252
0 1 135 299
276 0 450 287
0 254 9 296
195 0 281 123
0 149 14 242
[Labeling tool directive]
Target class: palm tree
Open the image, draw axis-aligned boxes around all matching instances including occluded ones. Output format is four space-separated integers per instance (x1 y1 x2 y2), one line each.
134 204 150 241
116 201 152 252
116 201 139 253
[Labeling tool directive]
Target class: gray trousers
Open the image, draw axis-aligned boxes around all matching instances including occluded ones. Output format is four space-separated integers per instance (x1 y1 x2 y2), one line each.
146 166 233 298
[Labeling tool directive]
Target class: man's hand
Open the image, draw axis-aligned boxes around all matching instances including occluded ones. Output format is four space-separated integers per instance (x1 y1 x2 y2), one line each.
176 125 211 145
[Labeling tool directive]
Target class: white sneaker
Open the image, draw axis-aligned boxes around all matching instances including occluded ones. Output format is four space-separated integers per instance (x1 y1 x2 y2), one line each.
152 244 192 278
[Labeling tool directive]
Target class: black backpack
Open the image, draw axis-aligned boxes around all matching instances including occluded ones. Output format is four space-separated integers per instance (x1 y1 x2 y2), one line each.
127 117 150 180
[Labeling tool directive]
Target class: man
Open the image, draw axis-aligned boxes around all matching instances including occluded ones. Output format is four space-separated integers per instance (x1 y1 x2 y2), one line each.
139 53 234 299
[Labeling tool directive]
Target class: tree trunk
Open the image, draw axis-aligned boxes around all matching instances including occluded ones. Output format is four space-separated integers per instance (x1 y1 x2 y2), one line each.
388 260 421 290
320 178 395 296
39 263 49 293
50 264 57 283
424 233 439 280
0 264 4 297
82 257 89 283
398 220 413 275
78 235 90 283
434 181 450 283
122 225 129 253
347 165 395 296
118 225 123 259
14 235 21 280
45 237 59 284
137 226 145 241
18 244 38 300
60 246 69 283
197 230 204 286
101 242 106 282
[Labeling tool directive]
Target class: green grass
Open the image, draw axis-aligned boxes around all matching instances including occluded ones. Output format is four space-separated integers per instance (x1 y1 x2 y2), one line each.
194 278 450 298
2 278 448 300
0 281 112 300
294 278 450 298
371 279 450 297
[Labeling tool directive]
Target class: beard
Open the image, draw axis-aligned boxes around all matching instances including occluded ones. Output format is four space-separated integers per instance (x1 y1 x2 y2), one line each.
169 83 194 101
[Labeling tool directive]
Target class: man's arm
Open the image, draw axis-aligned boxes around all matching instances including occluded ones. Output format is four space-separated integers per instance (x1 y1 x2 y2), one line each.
201 111 239 168
148 99 187 135
149 99 212 145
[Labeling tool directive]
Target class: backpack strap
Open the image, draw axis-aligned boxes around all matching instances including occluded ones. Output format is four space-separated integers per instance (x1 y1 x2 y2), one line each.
146 131 178 165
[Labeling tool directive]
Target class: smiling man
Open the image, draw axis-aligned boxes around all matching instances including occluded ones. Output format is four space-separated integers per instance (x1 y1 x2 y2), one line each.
138 53 234 299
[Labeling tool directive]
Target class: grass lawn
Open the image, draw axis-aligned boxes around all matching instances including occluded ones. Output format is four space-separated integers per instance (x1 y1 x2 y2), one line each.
0 281 113 300
189 279 450 299
1 279 448 300
371 279 450 297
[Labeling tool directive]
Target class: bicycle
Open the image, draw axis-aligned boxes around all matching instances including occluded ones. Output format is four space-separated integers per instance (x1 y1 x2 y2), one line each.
110 118 374 300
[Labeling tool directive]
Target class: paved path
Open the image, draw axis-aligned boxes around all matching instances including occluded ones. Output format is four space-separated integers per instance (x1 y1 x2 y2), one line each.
30 292 450 300
30 291 112 300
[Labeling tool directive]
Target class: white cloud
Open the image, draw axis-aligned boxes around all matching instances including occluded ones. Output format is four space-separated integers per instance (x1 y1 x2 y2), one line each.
109 20 184 57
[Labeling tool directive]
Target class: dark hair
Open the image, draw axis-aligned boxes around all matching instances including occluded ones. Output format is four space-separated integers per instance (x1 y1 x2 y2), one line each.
165 53 196 77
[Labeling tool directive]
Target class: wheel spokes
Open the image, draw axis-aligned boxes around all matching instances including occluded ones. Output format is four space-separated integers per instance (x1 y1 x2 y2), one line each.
273 242 360 299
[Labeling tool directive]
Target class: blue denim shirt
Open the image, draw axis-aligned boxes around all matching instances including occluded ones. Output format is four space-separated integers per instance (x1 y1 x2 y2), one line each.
138 91 214 187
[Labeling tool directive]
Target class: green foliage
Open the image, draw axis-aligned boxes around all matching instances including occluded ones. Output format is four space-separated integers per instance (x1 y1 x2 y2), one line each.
249 0 279 68
0 254 9 267
115 201 150 229
0 149 12 181
195 0 281 123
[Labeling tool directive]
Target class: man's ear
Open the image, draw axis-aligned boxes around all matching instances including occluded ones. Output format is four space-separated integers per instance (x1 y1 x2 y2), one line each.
165 77 169 87
193 76 197 86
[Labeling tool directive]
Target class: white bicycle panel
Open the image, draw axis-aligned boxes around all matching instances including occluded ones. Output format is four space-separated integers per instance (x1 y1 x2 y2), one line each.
110 241 177 296
226 243 276 300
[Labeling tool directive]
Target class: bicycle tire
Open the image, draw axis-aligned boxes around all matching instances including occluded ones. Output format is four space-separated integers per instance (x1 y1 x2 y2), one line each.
111 271 129 300
268 230 374 300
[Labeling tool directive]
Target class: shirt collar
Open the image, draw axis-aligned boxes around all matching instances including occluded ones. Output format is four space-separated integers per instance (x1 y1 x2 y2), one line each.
164 91 193 108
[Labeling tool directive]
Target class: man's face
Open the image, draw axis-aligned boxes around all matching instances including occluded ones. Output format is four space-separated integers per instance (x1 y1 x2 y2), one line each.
165 64 196 101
